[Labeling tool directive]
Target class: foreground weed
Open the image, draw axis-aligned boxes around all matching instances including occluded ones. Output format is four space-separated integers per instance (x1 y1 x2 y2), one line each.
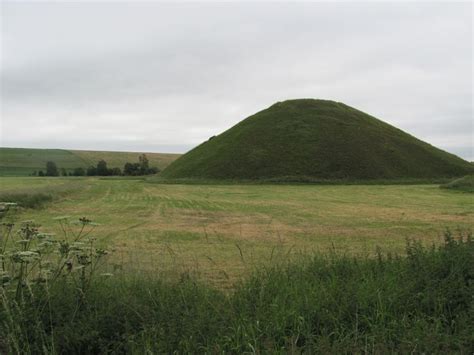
0 202 110 353
1 205 108 302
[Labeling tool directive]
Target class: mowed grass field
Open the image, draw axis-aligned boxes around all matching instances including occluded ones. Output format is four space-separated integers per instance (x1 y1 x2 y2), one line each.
0 147 180 176
1 177 472 287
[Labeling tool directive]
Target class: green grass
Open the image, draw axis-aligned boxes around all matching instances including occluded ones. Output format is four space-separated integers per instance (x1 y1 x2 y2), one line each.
1 177 472 286
441 175 474 193
1 233 473 353
0 148 87 176
0 178 87 208
0 147 180 176
1 177 473 352
161 99 473 180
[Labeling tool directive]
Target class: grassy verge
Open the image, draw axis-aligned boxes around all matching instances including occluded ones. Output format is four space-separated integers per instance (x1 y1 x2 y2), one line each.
150 176 453 185
1 231 472 353
0 192 53 209
441 175 474 193
0 178 86 209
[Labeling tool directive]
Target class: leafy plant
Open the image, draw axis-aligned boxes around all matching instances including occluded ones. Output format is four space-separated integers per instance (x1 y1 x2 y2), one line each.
0 203 109 303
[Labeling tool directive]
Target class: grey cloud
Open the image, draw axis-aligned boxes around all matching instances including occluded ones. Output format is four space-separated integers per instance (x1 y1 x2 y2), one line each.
1 2 472 160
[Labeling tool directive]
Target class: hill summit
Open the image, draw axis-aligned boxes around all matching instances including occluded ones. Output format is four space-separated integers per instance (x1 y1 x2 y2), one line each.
161 99 473 181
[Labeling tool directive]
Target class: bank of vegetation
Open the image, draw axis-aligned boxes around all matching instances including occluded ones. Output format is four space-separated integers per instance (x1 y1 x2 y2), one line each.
0 181 86 209
0 205 472 353
441 175 474 193
32 154 159 177
0 147 180 177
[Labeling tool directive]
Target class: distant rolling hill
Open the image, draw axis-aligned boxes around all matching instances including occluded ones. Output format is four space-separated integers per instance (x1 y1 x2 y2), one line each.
0 147 180 176
161 99 473 181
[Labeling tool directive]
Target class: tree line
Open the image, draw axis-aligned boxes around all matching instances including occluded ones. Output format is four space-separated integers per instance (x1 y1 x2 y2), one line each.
32 154 160 177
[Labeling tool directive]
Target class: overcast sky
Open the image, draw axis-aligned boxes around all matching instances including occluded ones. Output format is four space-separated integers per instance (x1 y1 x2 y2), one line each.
1 1 472 160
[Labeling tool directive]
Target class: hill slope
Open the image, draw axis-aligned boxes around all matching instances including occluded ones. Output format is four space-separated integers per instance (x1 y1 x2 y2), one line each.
161 99 473 180
0 148 180 176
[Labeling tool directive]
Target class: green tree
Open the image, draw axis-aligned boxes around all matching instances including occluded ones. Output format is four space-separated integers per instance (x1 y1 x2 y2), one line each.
96 160 109 176
139 154 149 175
87 166 97 176
73 167 86 176
109 167 122 176
123 162 140 176
45 161 59 176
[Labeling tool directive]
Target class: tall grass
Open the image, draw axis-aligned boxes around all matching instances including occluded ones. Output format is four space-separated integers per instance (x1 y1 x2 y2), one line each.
0 193 53 209
0 179 85 209
1 229 472 354
441 175 474 193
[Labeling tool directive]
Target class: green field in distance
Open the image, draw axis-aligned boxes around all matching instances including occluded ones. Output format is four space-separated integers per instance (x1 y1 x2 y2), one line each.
0 147 180 176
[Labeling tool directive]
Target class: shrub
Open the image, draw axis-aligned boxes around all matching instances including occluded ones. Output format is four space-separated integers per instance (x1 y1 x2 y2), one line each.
123 155 159 176
109 167 122 176
72 167 86 176
148 166 160 174
123 162 140 176
0 193 53 209
87 166 97 176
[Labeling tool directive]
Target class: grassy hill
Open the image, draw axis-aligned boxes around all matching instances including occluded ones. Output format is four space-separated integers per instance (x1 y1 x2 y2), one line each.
161 99 473 181
0 147 180 176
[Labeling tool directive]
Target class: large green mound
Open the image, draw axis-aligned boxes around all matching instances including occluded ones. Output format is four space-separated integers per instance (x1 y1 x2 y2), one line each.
161 99 473 180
